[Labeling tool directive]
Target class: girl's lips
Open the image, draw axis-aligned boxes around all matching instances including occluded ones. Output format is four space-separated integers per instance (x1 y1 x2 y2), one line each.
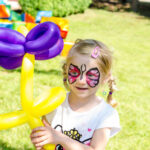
76 87 88 90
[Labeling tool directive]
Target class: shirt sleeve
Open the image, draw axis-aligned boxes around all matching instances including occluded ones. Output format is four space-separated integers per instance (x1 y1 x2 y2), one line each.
96 109 121 137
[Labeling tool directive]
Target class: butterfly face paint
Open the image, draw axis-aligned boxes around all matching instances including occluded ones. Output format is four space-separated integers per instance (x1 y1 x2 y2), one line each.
68 64 80 84
80 64 86 80
68 64 100 88
86 68 100 88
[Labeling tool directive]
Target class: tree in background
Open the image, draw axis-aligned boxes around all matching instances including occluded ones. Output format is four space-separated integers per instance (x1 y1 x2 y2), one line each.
19 0 92 17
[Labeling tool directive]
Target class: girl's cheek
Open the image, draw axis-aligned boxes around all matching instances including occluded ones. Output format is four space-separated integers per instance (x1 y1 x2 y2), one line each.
86 78 99 87
86 78 94 87
68 76 78 84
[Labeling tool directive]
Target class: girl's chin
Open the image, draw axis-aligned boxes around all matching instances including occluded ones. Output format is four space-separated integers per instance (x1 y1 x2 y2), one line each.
74 91 91 98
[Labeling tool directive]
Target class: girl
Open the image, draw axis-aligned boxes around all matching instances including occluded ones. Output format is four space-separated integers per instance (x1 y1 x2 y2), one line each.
30 39 121 150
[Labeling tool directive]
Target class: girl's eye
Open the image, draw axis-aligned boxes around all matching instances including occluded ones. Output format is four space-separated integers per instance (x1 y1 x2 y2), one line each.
88 74 94 77
87 74 97 79
87 73 95 78
73 72 78 75
70 71 78 76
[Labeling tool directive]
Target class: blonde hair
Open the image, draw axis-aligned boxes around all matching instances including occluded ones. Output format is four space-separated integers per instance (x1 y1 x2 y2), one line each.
62 39 117 107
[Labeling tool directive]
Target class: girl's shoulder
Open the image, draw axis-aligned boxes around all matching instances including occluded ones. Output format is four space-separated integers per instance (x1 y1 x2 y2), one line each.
95 97 121 137
45 93 119 120
98 96 118 114
62 93 118 116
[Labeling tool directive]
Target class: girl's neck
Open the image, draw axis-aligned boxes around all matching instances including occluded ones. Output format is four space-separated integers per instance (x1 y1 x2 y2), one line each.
68 91 100 112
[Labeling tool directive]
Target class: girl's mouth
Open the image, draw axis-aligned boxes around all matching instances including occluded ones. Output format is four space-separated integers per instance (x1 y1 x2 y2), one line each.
76 87 88 90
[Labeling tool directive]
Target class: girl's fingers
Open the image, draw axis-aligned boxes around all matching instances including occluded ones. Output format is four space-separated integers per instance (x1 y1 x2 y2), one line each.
32 127 46 132
42 116 51 125
43 119 51 127
31 131 47 138
36 146 44 150
32 135 48 144
35 139 50 147
36 147 42 150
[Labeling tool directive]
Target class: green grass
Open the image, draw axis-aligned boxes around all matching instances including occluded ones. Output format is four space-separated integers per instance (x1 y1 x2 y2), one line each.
0 8 150 150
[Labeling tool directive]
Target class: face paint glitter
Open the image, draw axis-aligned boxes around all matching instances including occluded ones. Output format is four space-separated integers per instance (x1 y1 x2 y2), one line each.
86 68 100 88
68 64 80 84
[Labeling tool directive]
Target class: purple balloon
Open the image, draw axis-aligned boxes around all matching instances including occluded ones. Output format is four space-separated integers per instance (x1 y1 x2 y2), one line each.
25 22 60 54
35 37 64 60
0 41 25 57
0 28 25 57
0 56 23 70
0 28 25 69
0 22 64 70
0 27 26 45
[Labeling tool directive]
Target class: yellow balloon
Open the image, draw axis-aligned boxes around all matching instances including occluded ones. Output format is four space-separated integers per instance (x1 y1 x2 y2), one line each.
0 53 66 150
22 54 66 150
17 25 29 36
0 111 27 130
32 87 66 117
21 53 34 114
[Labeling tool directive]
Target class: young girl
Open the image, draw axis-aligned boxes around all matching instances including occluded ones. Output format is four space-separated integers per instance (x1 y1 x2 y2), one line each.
30 39 121 150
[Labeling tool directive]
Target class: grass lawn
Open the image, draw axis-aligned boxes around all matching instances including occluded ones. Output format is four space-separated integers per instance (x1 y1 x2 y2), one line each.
0 8 150 150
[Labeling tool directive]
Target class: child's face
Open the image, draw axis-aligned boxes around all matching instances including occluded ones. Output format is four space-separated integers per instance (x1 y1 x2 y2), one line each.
67 54 101 98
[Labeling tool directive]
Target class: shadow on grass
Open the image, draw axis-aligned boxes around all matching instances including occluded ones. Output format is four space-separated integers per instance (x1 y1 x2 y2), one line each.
0 140 34 150
2 68 62 76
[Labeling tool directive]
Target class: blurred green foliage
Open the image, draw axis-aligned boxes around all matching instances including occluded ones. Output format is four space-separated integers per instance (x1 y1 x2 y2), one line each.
19 0 92 17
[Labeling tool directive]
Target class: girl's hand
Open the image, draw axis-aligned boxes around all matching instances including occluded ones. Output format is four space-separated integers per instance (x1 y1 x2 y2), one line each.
30 119 61 150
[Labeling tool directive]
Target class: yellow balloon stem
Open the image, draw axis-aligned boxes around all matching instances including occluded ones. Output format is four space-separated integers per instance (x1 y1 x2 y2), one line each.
43 144 56 150
28 117 55 150
21 53 35 112
17 25 29 36
21 55 56 150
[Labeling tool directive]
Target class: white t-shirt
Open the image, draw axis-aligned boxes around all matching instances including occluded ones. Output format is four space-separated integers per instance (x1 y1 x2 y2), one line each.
46 93 121 148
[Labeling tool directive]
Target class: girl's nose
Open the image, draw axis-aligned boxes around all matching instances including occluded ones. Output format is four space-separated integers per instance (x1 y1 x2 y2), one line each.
77 74 86 84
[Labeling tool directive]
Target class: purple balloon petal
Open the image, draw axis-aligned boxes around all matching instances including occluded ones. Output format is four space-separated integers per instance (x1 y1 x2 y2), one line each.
0 41 25 57
35 37 64 60
0 28 25 69
0 56 23 70
0 27 26 44
25 22 60 54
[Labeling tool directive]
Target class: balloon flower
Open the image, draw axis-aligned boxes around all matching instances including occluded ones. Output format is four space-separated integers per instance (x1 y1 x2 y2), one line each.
0 22 66 150
0 22 64 69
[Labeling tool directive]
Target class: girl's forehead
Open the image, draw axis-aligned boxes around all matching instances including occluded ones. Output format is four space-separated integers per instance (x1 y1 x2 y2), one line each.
68 55 99 69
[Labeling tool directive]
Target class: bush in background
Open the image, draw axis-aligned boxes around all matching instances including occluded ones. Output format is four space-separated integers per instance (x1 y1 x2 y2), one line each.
19 0 92 17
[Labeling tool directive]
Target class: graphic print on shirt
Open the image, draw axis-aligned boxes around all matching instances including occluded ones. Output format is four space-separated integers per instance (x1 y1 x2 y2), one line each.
68 63 100 88
54 125 92 150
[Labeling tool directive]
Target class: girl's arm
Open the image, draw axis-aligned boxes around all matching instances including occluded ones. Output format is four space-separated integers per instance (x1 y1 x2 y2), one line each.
30 119 111 150
59 127 111 150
